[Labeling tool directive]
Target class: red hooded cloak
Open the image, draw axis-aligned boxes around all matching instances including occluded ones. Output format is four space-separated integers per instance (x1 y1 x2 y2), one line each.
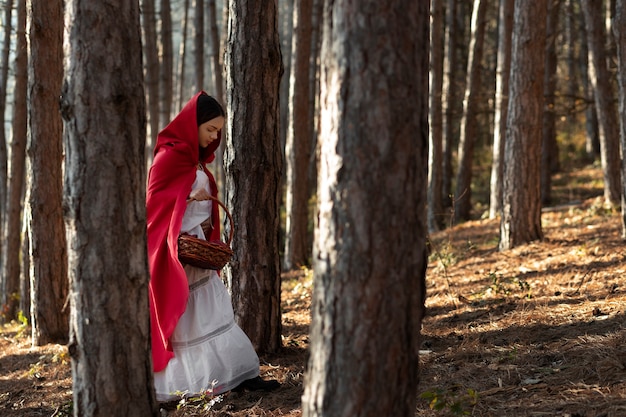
147 91 222 372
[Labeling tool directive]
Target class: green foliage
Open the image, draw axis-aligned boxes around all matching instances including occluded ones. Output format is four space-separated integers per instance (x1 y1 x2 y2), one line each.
420 387 478 415
173 380 223 412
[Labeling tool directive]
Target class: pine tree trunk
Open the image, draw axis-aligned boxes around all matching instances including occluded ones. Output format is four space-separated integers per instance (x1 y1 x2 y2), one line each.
499 0 546 251
160 0 173 121
614 0 626 237
62 0 157 415
428 0 444 233
0 0 13 285
176 0 190 110
301 2 428 416
27 0 69 345
454 0 489 222
142 0 160 158
441 0 458 212
489 0 513 219
223 0 283 353
4 0 27 321
581 0 621 207
284 0 313 270
194 0 205 91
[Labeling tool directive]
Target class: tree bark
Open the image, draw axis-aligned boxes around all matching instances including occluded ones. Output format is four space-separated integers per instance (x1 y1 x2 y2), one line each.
194 0 205 91
4 0 27 321
0 0 13 287
499 0 546 251
160 0 173 121
428 0 444 233
176 0 190 110
614 0 626 237
581 0 621 206
489 0 513 219
27 0 69 345
541 0 561 206
454 0 489 223
301 1 428 416
141 0 160 160
224 0 283 353
441 0 458 212
284 0 313 270
62 0 157 414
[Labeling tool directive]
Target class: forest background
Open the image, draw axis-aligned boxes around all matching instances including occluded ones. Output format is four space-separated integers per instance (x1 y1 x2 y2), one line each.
0 0 624 416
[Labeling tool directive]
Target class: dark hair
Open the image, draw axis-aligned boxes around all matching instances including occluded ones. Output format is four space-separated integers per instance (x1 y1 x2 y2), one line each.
197 94 225 126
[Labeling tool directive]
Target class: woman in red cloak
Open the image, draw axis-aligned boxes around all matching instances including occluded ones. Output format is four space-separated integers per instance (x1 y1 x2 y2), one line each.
146 92 279 401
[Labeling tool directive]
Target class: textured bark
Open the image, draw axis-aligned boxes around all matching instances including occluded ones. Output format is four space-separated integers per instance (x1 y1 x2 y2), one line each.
142 0 160 158
301 1 428 416
4 0 27 321
581 0 621 206
279 0 295 156
194 0 205 91
580 14 600 157
428 0 444 233
0 0 12 272
454 0 489 222
176 0 190 110
489 0 513 219
27 0 69 345
160 0 173 121
499 0 546 251
224 0 283 353
441 0 458 211
284 0 314 270
541 0 561 206
62 0 156 415
615 0 626 237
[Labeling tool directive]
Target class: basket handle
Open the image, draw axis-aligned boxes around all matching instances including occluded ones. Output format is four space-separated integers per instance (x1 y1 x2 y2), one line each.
186 195 234 245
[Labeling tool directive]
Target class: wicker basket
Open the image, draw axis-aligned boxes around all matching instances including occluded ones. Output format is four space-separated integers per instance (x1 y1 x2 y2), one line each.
178 196 234 270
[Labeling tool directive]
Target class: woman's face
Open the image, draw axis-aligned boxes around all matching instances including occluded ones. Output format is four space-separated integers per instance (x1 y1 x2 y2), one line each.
198 116 225 148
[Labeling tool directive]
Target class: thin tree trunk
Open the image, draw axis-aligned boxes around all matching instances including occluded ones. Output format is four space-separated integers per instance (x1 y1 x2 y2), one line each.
284 0 313 270
142 0 160 160
489 0 514 219
580 15 600 158
454 0 489 223
428 0 444 233
62 0 156 414
581 0 621 206
442 0 458 212
176 0 190 110
499 0 546 251
207 0 225 193
160 0 173 121
194 0 205 91
224 0 283 353
614 0 626 237
302 2 428 415
0 0 13 285
541 0 561 206
27 0 69 345
4 0 27 321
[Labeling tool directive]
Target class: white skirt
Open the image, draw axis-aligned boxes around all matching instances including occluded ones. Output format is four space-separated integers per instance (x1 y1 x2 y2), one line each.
154 270 260 401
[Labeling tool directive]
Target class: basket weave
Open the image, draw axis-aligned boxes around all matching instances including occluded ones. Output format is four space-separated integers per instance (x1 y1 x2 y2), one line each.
178 196 234 270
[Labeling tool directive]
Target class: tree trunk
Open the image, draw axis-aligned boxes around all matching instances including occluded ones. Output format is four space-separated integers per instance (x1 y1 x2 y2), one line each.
442 0 458 212
499 0 546 251
0 0 13 285
614 0 626 237
580 14 600 158
160 0 173 121
176 0 190 110
453 0 489 223
541 0 561 206
581 0 621 206
142 0 160 159
194 0 205 91
284 0 313 270
4 0 27 321
62 0 157 415
428 0 444 233
279 0 295 157
489 0 513 219
564 0 579 143
224 0 283 353
27 0 69 345
301 1 428 416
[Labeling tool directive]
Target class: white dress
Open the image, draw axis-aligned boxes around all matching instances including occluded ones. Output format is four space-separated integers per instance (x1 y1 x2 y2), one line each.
154 169 260 401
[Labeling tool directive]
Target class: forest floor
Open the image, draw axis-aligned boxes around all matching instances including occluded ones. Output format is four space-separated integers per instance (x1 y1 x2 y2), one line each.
1 164 625 417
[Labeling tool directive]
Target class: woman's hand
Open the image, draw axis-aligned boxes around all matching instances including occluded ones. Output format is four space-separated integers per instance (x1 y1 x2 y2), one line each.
188 188 211 202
